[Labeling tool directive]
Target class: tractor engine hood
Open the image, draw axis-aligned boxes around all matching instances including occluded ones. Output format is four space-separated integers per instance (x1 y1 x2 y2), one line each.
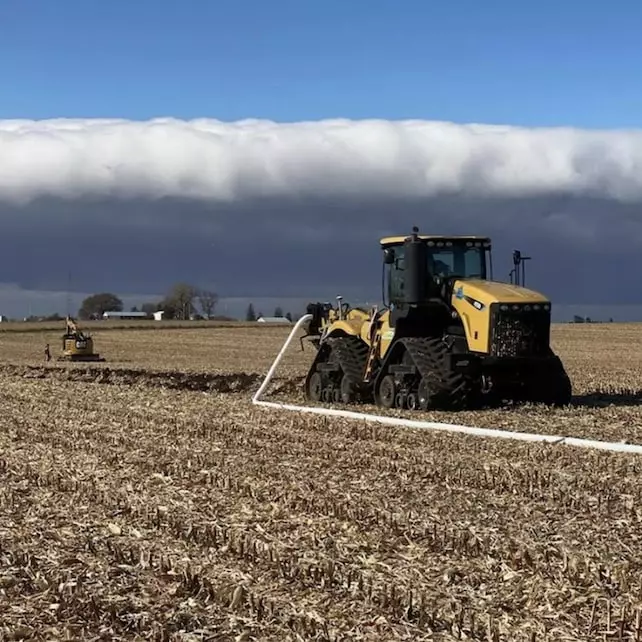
452 279 550 307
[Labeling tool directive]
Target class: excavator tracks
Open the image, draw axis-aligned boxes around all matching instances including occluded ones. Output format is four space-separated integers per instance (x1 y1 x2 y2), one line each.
304 336 371 404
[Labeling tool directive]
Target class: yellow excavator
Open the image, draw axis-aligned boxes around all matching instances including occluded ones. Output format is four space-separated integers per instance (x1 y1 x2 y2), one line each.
57 316 105 362
303 227 571 410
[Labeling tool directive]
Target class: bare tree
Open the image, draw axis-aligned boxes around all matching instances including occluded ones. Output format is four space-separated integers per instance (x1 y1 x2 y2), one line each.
164 282 197 320
197 289 219 319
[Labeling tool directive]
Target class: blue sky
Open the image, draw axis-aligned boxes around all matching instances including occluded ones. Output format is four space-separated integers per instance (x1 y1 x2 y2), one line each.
1 0 641 128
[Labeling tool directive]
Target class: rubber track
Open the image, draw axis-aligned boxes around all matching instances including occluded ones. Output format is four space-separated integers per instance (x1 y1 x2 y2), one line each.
326 336 370 397
395 337 475 410
525 354 572 406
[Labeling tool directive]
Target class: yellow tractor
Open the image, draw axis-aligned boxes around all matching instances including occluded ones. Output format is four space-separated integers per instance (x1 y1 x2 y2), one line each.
57 316 105 362
303 227 571 410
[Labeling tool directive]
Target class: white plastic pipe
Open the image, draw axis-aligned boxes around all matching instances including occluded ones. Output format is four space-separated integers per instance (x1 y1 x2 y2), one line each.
252 313 642 455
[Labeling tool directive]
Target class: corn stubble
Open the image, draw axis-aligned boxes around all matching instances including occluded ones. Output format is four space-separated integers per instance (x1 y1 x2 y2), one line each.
1 323 642 639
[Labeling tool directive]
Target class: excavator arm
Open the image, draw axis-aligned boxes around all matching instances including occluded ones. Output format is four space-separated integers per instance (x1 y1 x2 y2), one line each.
65 316 85 339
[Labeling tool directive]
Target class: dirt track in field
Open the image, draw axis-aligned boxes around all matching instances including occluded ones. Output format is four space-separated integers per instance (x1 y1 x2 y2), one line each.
7 363 274 393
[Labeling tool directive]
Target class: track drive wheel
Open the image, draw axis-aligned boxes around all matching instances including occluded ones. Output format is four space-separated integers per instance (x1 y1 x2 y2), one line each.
304 335 370 406
328 336 370 405
418 339 476 410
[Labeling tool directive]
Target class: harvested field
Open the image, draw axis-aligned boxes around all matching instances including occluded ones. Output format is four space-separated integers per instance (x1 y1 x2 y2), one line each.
1 322 642 639
2 321 642 442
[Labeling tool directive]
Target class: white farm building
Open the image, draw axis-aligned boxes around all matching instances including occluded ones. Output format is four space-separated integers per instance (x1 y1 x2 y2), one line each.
257 316 291 324
102 311 149 320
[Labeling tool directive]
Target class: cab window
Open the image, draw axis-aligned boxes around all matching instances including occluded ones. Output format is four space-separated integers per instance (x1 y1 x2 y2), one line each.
388 246 405 301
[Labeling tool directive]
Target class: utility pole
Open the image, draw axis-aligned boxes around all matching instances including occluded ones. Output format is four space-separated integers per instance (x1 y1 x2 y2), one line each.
66 269 72 317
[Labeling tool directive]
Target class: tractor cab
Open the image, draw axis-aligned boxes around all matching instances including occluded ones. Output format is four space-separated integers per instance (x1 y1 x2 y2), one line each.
380 228 492 307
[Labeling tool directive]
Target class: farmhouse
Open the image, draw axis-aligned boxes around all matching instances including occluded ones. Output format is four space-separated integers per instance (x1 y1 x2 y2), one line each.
102 310 149 320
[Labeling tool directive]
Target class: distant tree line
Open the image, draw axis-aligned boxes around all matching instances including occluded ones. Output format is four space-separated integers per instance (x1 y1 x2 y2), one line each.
244 304 293 322
140 283 220 320
76 286 297 322
571 315 614 324
23 313 64 322
77 284 221 321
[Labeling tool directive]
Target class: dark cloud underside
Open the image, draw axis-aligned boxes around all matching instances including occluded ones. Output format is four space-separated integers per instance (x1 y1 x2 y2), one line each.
0 194 640 306
0 117 641 310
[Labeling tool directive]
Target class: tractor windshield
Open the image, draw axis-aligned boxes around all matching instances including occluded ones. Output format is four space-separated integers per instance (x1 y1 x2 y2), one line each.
385 240 489 305
428 242 487 280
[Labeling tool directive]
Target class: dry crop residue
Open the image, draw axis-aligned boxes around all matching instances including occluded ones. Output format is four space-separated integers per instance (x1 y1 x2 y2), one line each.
2 322 642 443
1 323 642 639
2 370 642 640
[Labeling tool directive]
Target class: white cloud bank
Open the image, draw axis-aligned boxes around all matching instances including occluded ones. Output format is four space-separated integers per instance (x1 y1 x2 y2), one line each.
1 117 642 205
